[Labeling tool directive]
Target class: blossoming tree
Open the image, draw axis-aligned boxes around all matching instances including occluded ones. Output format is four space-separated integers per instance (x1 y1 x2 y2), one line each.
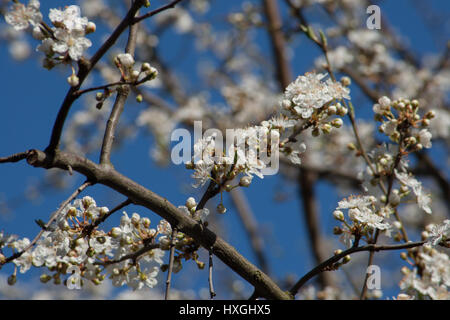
0 0 449 300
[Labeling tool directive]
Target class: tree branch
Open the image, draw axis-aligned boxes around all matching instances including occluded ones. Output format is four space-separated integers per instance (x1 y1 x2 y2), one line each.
24 148 291 300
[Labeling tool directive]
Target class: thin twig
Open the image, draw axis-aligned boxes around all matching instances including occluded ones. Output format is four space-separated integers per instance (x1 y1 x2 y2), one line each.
208 248 216 299
83 198 133 236
95 243 160 266
133 0 185 25
165 227 178 300
99 10 140 165
0 151 31 164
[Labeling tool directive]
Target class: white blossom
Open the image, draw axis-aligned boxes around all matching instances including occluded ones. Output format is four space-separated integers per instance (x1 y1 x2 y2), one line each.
5 0 42 31
283 72 350 119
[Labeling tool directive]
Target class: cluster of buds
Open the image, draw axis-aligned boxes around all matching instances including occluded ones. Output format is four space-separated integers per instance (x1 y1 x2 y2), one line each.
280 73 351 139
4 196 168 290
114 53 158 83
94 55 158 109
374 96 434 151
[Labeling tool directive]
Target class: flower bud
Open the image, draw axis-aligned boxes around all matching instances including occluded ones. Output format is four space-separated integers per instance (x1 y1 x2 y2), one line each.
142 217 151 228
131 70 140 79
393 221 402 229
342 255 351 264
40 274 52 283
340 76 351 87
327 105 337 115
401 266 410 275
131 213 140 225
337 106 348 116
85 21 96 34
321 123 332 134
111 227 122 238
378 96 391 108
333 226 343 235
333 210 345 221
67 73 79 87
217 203 227 214
281 99 292 109
425 110 435 119
146 67 158 79
331 118 343 128
8 274 17 286
347 142 356 151
185 197 197 210
239 176 252 187
117 53 135 68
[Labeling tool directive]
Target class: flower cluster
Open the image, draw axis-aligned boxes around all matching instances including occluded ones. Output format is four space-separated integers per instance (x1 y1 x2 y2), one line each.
188 125 279 187
281 72 350 123
400 247 450 300
332 195 392 247
5 2 95 69
423 220 450 247
394 170 432 214
374 96 434 151
3 196 166 290
4 0 42 31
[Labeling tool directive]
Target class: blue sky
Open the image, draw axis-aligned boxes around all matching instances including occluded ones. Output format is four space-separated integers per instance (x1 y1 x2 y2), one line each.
0 0 449 299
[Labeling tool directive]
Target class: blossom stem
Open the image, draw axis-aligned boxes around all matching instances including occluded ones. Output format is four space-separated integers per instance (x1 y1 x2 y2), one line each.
165 227 178 300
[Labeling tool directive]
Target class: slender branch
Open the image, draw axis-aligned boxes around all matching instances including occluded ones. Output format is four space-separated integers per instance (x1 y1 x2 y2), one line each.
165 227 178 300
289 240 429 297
73 74 154 97
100 11 140 165
209 248 216 299
133 0 185 25
95 243 161 266
262 0 292 89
